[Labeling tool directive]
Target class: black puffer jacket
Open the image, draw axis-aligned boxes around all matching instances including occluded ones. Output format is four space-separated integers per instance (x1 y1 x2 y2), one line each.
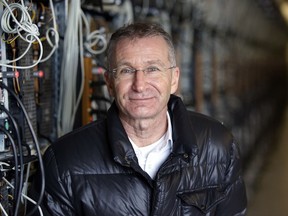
38 95 247 215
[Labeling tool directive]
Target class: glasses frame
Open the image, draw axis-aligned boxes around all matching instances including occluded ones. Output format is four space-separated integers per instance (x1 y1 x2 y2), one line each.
110 65 176 79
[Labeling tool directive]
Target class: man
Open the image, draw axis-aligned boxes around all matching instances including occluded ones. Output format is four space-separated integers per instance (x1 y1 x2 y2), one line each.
33 22 247 215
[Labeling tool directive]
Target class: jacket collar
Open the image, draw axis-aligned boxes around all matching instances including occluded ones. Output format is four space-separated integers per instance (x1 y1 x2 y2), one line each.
107 94 198 165
168 95 198 157
106 104 136 166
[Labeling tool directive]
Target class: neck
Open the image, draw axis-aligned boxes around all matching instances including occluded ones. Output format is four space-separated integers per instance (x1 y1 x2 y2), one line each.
120 112 168 147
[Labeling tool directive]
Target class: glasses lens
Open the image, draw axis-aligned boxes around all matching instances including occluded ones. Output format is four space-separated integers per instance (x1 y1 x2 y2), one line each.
113 65 174 79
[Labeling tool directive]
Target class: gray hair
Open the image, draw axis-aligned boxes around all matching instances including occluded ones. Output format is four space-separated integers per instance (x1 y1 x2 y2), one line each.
105 22 176 71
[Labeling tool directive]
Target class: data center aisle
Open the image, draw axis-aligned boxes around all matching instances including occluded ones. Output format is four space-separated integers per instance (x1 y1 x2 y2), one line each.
247 106 288 216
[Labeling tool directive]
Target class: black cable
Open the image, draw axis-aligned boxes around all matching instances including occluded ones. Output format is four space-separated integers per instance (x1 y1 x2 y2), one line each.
0 126 19 215
0 105 24 216
0 82 45 216
22 142 32 157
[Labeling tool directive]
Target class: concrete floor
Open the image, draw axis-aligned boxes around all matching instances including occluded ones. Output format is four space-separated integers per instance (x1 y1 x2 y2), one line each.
247 107 288 216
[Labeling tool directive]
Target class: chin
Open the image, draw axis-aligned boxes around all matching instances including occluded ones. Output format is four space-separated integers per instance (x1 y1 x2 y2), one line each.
129 108 156 119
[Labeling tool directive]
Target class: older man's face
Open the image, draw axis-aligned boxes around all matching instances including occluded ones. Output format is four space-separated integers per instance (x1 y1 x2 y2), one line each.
105 36 179 122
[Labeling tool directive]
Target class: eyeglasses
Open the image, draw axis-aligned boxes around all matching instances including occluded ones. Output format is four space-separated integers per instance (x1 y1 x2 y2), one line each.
110 65 176 80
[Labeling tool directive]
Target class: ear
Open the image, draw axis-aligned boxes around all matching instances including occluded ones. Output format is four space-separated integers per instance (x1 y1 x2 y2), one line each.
170 67 180 94
104 71 115 98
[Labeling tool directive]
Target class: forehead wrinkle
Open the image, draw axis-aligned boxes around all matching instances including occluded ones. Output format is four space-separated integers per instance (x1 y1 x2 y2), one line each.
145 59 166 66
116 60 133 67
114 38 170 68
116 59 166 68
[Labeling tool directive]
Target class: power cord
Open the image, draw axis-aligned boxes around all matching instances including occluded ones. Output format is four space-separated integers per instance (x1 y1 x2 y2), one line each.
0 82 45 216
2 177 44 216
0 105 24 216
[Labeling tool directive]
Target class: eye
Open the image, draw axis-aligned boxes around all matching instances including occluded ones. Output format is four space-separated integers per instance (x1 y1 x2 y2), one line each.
146 66 161 73
119 68 135 74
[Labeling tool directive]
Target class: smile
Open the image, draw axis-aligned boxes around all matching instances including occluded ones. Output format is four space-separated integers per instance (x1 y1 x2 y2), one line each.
129 96 154 101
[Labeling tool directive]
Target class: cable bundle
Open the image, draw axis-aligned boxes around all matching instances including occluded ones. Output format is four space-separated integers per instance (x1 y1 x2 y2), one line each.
0 82 45 216
0 0 59 69
58 1 109 135
57 0 84 136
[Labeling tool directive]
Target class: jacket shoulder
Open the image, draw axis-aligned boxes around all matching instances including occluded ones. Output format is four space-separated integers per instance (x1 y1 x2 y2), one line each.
186 111 239 167
188 111 233 139
188 111 234 144
188 111 226 128
44 119 109 174
186 111 243 186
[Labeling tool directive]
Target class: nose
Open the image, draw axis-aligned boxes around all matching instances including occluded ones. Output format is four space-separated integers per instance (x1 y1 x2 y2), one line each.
131 70 146 92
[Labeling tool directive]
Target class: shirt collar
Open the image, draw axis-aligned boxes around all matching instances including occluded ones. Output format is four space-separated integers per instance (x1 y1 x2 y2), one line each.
165 111 173 151
129 111 173 152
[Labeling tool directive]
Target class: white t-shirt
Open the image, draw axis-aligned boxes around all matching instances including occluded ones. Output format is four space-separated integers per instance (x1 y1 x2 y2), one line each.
130 112 173 179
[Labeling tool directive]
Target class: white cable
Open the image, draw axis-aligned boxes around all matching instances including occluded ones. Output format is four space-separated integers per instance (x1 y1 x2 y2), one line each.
81 10 90 36
0 165 10 216
81 12 107 55
22 162 32 214
2 177 44 216
0 161 10 167
0 161 17 172
140 0 149 18
122 0 134 23
58 0 79 135
58 0 84 136
0 0 59 66
71 9 85 133
84 29 107 55
40 0 60 63
0 202 8 216
0 0 44 69
0 2 35 34
0 37 43 69
40 27 59 62
107 0 134 28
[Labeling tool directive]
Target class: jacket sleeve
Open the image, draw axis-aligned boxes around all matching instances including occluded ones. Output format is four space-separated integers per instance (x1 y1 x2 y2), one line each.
31 146 77 216
216 140 247 215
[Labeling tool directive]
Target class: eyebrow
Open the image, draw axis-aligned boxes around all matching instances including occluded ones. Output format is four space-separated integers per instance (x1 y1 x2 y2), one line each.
116 59 165 67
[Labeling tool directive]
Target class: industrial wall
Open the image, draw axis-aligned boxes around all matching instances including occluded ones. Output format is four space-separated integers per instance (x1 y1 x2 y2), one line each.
0 0 287 214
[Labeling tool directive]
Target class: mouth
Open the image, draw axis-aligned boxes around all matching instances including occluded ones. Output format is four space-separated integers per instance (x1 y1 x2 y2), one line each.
129 96 154 101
